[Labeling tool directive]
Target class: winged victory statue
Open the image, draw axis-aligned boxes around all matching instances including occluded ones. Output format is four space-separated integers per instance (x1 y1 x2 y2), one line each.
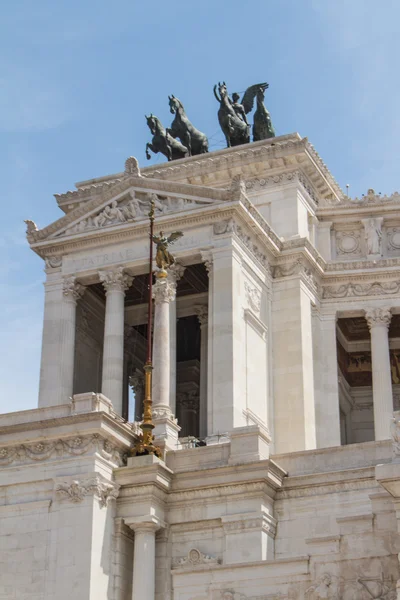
152 230 184 271
214 81 275 147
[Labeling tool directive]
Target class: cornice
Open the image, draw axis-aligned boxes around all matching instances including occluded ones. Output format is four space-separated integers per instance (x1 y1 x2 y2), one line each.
141 134 344 203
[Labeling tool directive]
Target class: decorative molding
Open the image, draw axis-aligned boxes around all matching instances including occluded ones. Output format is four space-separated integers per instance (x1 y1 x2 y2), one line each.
245 169 318 205
243 309 268 340
323 280 400 299
124 156 141 177
365 307 392 330
99 266 133 293
244 280 261 313
45 255 62 269
152 405 174 420
152 278 176 304
168 480 284 504
235 225 270 272
213 218 235 235
0 434 126 467
63 276 86 301
172 548 220 569
273 258 319 291
326 257 400 272
221 512 277 538
219 588 299 600
55 475 120 507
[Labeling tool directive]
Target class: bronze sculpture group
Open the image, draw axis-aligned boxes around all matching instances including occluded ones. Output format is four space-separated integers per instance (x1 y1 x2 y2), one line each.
145 81 275 162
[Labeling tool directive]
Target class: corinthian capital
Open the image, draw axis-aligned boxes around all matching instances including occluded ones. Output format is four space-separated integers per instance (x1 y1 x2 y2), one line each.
63 276 85 302
152 278 176 305
99 267 133 293
168 262 186 285
365 307 392 329
194 305 208 326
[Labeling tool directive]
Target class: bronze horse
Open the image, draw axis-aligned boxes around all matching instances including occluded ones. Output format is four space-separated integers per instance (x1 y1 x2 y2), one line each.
168 95 208 156
145 114 189 162
213 82 250 148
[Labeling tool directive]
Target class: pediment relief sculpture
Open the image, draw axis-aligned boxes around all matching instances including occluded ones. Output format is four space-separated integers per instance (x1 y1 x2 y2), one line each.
59 192 212 237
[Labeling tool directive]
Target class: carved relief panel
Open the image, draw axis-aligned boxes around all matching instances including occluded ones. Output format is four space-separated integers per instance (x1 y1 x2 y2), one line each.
386 224 400 257
334 227 364 260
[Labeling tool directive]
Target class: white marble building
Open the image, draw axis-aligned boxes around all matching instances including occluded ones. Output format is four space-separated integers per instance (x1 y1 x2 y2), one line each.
2 133 400 599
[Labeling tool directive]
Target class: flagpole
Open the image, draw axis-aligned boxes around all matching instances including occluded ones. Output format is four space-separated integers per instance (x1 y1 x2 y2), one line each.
132 196 161 457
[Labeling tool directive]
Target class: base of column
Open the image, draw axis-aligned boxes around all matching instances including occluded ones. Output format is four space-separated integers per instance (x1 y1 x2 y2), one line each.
153 410 181 453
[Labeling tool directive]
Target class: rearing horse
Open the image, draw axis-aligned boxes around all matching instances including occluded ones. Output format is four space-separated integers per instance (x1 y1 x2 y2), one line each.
145 114 189 162
168 95 208 156
213 82 250 148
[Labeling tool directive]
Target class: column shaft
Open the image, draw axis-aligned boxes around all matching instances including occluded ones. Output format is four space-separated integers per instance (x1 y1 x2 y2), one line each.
60 278 85 401
131 528 156 600
317 313 341 447
195 306 208 439
99 268 132 415
152 277 176 416
366 308 393 440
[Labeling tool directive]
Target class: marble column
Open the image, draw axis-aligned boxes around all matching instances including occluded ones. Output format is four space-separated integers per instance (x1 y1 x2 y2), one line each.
127 518 160 600
195 305 208 439
60 277 86 402
168 263 185 416
152 274 180 448
365 307 393 440
152 275 176 417
99 267 133 415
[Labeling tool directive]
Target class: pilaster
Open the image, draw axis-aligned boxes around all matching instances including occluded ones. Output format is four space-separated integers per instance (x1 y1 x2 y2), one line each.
208 241 246 436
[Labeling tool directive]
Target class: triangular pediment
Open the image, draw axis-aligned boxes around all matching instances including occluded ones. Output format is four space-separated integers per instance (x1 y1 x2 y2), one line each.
27 175 231 244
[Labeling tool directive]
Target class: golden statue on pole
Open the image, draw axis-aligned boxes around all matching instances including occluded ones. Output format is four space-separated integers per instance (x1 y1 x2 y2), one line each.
153 230 183 272
132 195 183 457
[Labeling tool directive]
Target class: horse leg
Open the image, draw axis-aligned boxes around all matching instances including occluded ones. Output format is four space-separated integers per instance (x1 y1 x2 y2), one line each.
146 143 154 160
183 132 192 156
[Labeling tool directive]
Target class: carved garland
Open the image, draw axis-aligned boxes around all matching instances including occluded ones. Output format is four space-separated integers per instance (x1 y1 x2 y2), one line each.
0 434 126 467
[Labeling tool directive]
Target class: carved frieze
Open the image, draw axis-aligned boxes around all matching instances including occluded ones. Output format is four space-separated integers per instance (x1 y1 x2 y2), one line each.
0 434 126 467
245 170 318 205
322 280 400 299
55 475 120 508
305 571 397 599
172 548 220 569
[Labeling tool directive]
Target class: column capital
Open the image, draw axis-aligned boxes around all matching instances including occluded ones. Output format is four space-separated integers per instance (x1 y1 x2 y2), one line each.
125 515 165 533
201 250 213 276
168 262 185 284
152 277 176 304
63 276 85 302
194 304 208 326
365 307 392 329
99 266 133 294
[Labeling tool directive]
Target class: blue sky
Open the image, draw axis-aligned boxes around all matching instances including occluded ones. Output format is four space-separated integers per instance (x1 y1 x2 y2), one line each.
1 0 399 414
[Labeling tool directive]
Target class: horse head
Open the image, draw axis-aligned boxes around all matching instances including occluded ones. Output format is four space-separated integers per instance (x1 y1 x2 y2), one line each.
145 113 160 135
168 95 182 115
218 81 228 98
